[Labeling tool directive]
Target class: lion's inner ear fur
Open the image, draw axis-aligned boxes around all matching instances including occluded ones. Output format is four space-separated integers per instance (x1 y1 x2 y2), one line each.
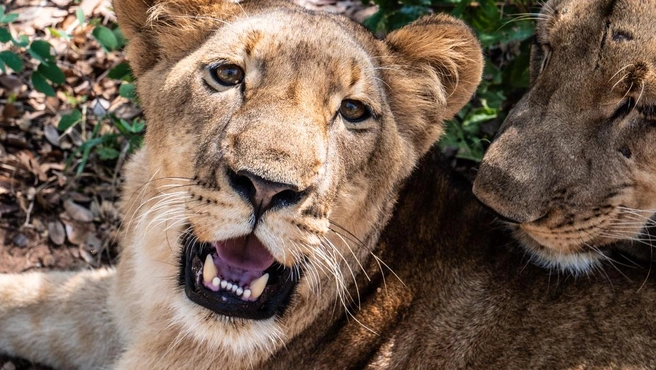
384 15 483 153
113 0 159 76
113 0 253 76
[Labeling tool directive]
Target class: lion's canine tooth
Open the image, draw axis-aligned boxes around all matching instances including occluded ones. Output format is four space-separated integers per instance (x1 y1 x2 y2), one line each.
242 289 252 299
203 255 216 284
211 277 220 288
249 273 269 300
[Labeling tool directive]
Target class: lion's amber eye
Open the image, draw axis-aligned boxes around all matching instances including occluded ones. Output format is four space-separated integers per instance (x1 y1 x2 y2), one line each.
210 64 245 86
339 99 371 123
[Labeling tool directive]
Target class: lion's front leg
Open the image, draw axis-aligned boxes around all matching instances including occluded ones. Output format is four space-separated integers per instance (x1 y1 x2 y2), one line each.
0 269 121 369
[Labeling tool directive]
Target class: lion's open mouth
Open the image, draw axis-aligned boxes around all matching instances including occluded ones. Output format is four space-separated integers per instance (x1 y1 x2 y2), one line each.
181 230 299 320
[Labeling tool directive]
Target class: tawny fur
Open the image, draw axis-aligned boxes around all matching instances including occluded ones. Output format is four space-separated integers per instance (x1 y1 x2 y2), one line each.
3 1 656 369
474 0 656 274
0 0 483 368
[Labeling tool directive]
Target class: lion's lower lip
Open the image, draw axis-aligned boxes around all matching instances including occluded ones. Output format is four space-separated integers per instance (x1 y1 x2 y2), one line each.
180 230 299 320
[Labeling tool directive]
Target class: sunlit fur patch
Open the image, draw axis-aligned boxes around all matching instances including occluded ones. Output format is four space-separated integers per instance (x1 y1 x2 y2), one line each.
122 179 289 357
170 295 285 356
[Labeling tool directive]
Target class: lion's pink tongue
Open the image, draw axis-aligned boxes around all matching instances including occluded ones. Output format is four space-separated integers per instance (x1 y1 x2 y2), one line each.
214 235 274 272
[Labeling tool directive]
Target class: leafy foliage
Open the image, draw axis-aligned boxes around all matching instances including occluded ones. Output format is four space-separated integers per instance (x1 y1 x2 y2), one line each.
366 0 538 161
58 110 144 175
1 7 66 96
1 4 140 175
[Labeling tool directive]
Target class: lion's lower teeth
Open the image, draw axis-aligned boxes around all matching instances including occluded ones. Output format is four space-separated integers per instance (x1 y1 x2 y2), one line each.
201 258 265 301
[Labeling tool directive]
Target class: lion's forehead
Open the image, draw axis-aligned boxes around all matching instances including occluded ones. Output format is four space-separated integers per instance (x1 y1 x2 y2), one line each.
537 0 655 89
540 0 656 43
204 12 378 75
190 11 384 111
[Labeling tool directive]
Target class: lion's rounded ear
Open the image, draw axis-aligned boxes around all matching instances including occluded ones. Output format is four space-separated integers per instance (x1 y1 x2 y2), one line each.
385 14 483 120
383 15 483 153
113 0 244 77
113 0 158 76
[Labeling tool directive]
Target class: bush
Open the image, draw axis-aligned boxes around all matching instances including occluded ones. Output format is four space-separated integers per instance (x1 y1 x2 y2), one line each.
366 0 539 162
0 4 141 176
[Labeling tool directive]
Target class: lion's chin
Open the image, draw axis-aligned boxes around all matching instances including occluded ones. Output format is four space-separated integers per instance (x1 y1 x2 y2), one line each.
511 226 607 274
180 229 300 320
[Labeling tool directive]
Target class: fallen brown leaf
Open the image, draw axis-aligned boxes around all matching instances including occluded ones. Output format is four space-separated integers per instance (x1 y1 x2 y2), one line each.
44 125 61 147
64 199 94 223
48 220 66 245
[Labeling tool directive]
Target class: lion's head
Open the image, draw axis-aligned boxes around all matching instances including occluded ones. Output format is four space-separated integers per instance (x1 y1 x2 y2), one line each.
112 0 482 363
473 0 656 273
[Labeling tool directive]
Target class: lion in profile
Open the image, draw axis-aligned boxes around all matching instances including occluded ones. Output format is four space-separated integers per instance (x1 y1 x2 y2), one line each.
475 0 656 274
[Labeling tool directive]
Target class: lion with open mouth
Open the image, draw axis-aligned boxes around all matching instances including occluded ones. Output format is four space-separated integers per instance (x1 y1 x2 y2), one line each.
0 0 483 368
4 1 656 369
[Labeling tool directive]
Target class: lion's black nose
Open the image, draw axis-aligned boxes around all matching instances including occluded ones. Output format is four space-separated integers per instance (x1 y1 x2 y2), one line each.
227 169 305 218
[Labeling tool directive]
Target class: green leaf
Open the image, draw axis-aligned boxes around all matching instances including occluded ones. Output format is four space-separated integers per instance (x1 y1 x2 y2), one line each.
362 11 385 32
0 28 11 43
58 109 83 131
104 146 123 158
113 27 126 49
0 13 18 24
129 135 144 152
38 62 65 84
110 115 131 136
12 34 29 47
462 112 497 129
92 26 118 51
97 146 120 160
29 40 55 63
451 0 473 17
119 82 136 99
107 62 133 81
0 6 18 24
130 119 145 133
32 72 56 96
48 28 71 40
0 50 22 72
501 22 536 44
77 145 93 175
76 8 85 26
